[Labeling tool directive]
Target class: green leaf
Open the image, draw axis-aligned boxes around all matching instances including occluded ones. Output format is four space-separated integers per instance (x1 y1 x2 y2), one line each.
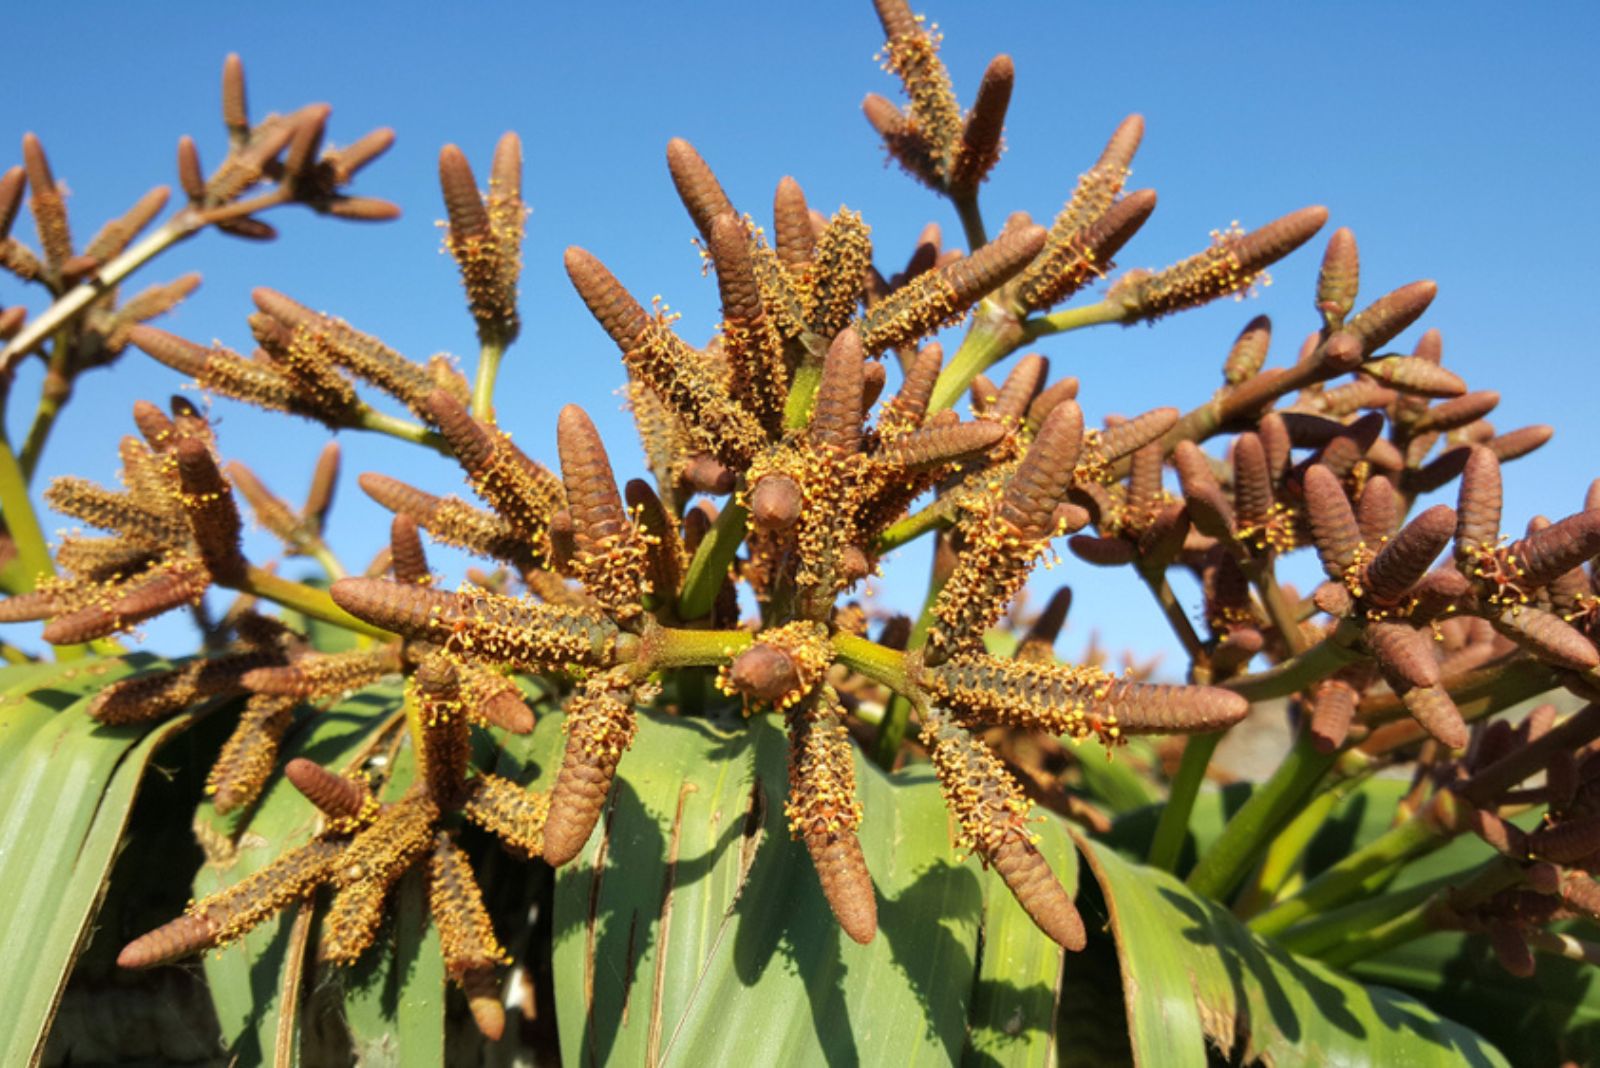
551 708 1077 1067
1073 833 1510 1067
0 654 209 1067
1351 930 1600 1067
1308 781 1600 1065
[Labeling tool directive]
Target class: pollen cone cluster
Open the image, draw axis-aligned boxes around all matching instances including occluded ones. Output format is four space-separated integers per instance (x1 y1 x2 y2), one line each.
15 0 1585 1024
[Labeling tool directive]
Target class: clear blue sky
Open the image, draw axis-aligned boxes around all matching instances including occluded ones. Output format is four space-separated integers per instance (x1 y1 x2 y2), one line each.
4 1 1598 670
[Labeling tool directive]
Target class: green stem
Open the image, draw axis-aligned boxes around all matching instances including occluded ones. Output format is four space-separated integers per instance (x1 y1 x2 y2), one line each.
928 307 1025 413
677 502 748 621
354 408 450 455
1318 859 1521 969
19 331 73 481
1250 792 1458 938
872 548 947 768
1277 873 1456 958
1248 560 1308 656
306 542 347 582
873 496 958 555
647 626 752 671
240 565 392 639
1018 299 1128 341
1233 769 1367 918
1100 351 1335 485
951 192 988 251
1223 619 1365 702
1186 731 1339 903
1140 566 1208 665
470 333 505 421
832 631 912 695
1146 732 1223 872
0 214 200 373
1131 500 1215 846
876 695 916 769
1525 928 1600 968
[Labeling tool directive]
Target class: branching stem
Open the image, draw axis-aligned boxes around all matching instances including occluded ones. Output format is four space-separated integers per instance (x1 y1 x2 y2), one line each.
1247 559 1308 657
950 192 988 252
928 306 1024 413
1317 858 1522 968
18 329 74 481
354 408 450 455
1223 619 1365 702
872 544 946 768
1019 299 1127 340
239 565 391 639
1146 733 1221 873
1250 790 1459 937
0 214 202 373
1186 731 1339 902
470 333 505 421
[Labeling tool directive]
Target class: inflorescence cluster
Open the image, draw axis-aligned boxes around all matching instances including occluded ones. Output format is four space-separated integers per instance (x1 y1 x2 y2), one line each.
5 0 1600 1036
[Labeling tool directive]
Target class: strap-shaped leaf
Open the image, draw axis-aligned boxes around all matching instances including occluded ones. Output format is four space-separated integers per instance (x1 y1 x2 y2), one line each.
1075 832 1507 1066
550 706 1078 1065
0 654 193 1065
